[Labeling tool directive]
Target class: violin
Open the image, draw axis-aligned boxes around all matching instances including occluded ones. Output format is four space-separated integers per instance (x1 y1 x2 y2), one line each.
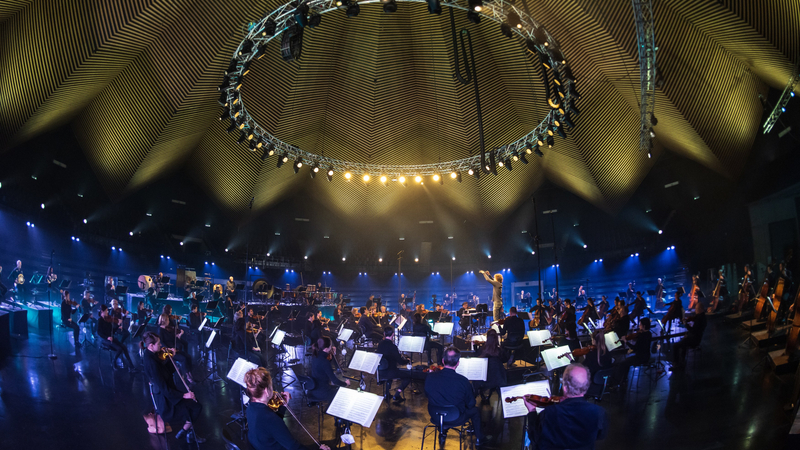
504 394 564 408
424 364 444 373
557 345 595 360
156 348 176 360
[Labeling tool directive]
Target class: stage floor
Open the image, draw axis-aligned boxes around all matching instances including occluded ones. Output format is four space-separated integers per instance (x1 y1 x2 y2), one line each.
0 317 792 450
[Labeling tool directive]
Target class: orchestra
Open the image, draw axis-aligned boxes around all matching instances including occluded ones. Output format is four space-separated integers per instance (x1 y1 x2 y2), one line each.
2 259 792 450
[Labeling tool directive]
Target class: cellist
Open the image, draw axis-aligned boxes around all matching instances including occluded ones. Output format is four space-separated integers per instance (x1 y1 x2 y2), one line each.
577 297 599 328
529 298 548 330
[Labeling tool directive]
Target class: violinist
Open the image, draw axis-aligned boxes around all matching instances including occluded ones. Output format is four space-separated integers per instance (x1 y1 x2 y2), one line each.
234 310 259 354
413 313 443 365
473 329 508 402
524 363 607 450
377 327 411 401
612 318 653 385
136 300 152 326
81 290 99 335
333 303 343 322
158 304 193 381
671 300 707 372
612 297 630 338
655 278 665 308
98 304 135 372
244 367 330 450
60 290 81 348
582 330 612 378
140 332 204 444
560 299 578 344
480 270 504 321
577 297 598 329
424 347 486 446
358 307 383 342
105 276 116 304
110 298 130 343
188 304 205 330
309 337 350 403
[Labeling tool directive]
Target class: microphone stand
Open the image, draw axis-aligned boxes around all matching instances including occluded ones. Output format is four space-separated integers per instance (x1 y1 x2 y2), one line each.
48 250 57 360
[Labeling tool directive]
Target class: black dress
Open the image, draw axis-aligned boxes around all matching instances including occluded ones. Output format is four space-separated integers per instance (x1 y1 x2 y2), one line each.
142 349 201 424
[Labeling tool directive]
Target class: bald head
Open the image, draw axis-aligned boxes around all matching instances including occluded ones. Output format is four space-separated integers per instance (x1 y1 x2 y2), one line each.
562 363 591 398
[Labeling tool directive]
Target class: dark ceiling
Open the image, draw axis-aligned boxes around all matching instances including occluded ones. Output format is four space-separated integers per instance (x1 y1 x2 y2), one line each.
1 0 799 268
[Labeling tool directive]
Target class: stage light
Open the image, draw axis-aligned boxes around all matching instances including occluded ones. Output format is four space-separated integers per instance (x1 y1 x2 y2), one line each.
415 258 419 262
583 244 587 248
277 152 288 168
167 256 170 259
599 258 603 262
260 18 277 37
658 229 663 234
346 1 360 17
308 13 322 28
520 153 529 164
452 257 456 261
399 175 407 187
362 173 370 182
434 173 443 185
427 0 441 14
379 258 383 262
504 158 513 171
497 160 504 168
635 253 639 256
594 259 597 262
40 203 45 209
119 248 122 251
380 175 388 186
500 22 513 38
26 221 30 226
488 255 492 259
71 236 75 241
293 158 303 174
342 257 346 261
225 248 229 252
456 171 462 182
327 167 334 181
112 246 116 250
160 255 164 258
180 242 184 246
415 175 422 183
467 10 481 24
647 151 652 159
546 135 554 148
432 272 435 276
437 272 440 275
311 163 319 179
129 231 134 236
383 0 397 13
267 253 271 256
468 0 483 11
630 254 634 257
219 108 230 121
344 171 352 180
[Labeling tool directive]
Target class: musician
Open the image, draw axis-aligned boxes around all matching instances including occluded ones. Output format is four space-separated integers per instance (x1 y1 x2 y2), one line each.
366 295 375 310
156 272 166 292
560 299 578 343
582 330 612 377
576 286 587 306
424 347 485 445
663 291 685 333
480 270 504 321
244 367 330 450
98 305 135 372
158 305 194 382
597 296 610 321
110 298 130 343
60 290 81 348
234 310 258 354
136 300 151 326
186 291 200 309
612 297 630 338
140 332 204 444
8 260 22 285
457 302 473 333
226 275 236 298
333 304 343 322
473 329 508 403
309 337 350 403
626 282 636 302
81 290 98 335
412 313 443 365
188 304 205 330
524 363 607 449
655 278 665 308
305 312 321 345
0 265 6 299
377 327 411 402
398 293 407 308
628 291 647 326
548 288 558 301
672 300 707 371
577 297 598 329
105 276 116 304
612 318 653 385
358 307 383 342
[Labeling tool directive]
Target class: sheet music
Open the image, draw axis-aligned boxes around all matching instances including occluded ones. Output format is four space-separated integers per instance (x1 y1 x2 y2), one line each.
541 345 572 371
198 317 208 332
454 357 488 381
491 324 501 334
326 387 383 428
272 329 286 346
205 330 217 348
604 331 622 351
527 330 552 347
432 322 454 335
348 350 382 374
583 323 592 334
226 357 259 388
393 315 407 330
338 328 354 342
500 381 552 417
270 325 280 338
588 317 597 329
398 335 426 353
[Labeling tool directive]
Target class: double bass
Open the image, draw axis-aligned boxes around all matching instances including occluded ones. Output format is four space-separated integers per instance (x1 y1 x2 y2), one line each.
707 270 724 313
784 287 800 356
687 274 700 310
752 279 771 322
735 268 753 313
766 278 785 335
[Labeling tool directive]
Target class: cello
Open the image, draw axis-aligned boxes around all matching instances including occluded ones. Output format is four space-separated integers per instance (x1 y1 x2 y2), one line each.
752 279 771 322
766 278 786 335
687 274 700 310
784 287 800 356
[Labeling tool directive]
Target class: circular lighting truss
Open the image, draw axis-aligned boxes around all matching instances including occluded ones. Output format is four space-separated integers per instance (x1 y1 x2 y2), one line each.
219 0 582 180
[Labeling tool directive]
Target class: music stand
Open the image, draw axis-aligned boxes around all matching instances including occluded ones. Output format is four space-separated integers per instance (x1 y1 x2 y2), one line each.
116 286 128 295
156 292 169 300
78 313 95 347
195 295 205 303
236 283 245 291
517 311 532 321
132 322 147 340
160 276 171 284
58 280 71 290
